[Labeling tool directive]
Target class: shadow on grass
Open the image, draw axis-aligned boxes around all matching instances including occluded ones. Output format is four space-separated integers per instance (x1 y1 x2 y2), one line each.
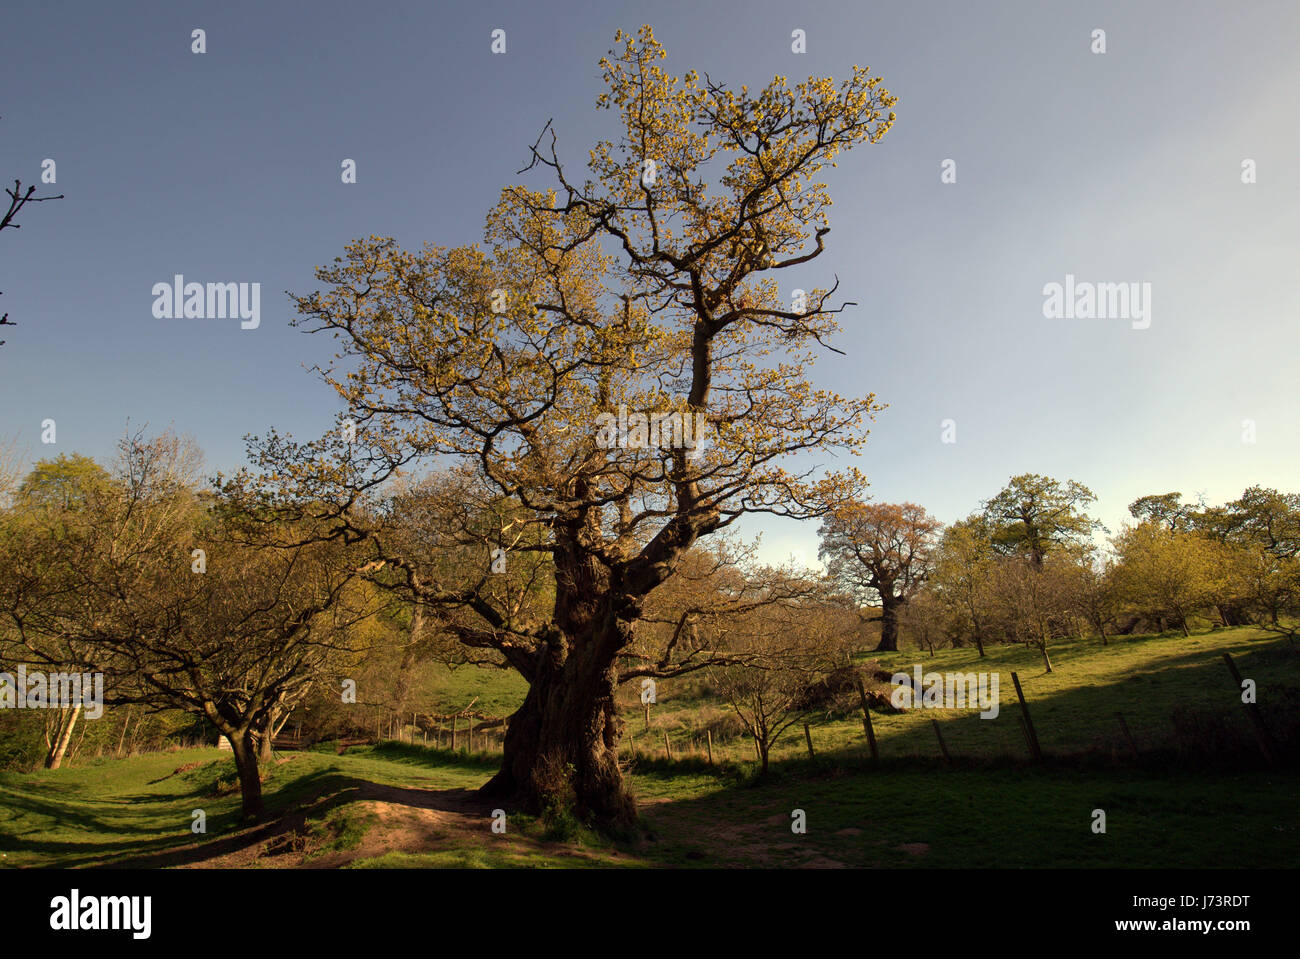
821 631 1300 770
103 766 503 868
8 630 1299 869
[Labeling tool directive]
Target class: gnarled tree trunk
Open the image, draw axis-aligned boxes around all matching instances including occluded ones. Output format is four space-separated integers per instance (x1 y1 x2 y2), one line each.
482 635 635 829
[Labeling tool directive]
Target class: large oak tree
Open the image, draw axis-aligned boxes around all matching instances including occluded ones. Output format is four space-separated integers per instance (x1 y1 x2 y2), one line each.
238 26 898 827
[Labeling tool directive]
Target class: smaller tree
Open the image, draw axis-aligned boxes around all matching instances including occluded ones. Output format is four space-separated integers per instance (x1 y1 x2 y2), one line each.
1068 548 1119 645
983 474 1099 567
1202 539 1257 628
0 432 380 819
819 501 941 652
930 516 998 656
1242 551 1300 633
1218 487 1300 630
897 586 949 656
0 452 115 768
991 554 1076 672
708 583 853 773
1111 522 1216 637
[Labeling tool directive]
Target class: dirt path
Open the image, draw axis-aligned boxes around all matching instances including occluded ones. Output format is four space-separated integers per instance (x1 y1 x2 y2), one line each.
150 781 620 868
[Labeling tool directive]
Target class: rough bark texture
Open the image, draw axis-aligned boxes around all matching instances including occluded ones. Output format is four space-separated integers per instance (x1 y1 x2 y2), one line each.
481 626 635 829
476 501 675 831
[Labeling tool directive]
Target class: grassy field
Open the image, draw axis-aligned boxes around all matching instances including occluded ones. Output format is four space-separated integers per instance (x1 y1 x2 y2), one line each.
2 626 1297 869
628 625 1300 765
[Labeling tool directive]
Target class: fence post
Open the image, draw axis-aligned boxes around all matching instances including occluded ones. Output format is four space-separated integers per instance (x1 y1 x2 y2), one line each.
706 729 714 765
1010 672 1043 762
931 719 952 764
1017 712 1033 756
663 732 673 760
854 674 880 764
803 723 816 760
1222 652 1277 765
451 716 457 751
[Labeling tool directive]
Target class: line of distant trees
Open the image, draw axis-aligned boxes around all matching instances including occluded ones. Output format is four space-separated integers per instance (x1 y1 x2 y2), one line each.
818 473 1300 670
5 435 1294 811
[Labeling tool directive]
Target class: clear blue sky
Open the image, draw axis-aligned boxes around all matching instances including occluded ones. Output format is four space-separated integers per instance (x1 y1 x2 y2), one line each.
3 0 1298 566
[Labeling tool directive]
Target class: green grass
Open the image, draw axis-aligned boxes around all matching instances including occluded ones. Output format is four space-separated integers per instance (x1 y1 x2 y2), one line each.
1 626 1296 869
0 745 490 868
5 745 1293 869
304 805 377 859
630 625 1300 765
422 662 528 718
631 764 1299 868
0 749 248 868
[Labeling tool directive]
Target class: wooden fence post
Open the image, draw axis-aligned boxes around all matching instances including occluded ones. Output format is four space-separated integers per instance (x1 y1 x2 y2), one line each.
706 729 714 765
854 674 880 764
1017 712 1033 756
1010 672 1043 762
451 716 457 751
931 719 952 764
803 723 816 760
663 732 673 760
1222 652 1277 765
